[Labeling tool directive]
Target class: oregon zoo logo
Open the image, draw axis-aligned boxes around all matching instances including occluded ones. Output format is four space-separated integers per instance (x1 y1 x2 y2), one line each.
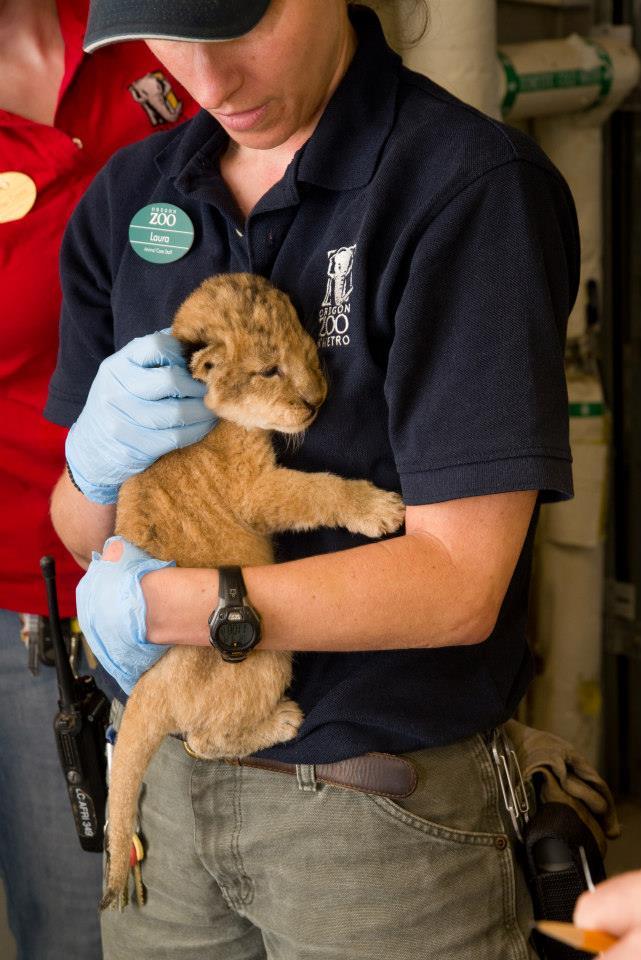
318 245 356 349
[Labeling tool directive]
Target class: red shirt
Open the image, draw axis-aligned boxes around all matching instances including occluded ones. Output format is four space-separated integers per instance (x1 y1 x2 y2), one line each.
0 0 198 615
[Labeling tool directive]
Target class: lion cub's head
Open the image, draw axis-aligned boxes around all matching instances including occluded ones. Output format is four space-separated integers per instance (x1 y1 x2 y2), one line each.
172 273 327 434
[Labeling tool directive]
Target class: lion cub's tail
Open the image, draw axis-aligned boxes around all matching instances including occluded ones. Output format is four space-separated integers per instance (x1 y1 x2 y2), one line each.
101 674 173 911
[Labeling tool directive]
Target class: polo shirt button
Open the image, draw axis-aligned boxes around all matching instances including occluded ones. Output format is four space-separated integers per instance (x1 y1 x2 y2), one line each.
71 137 84 150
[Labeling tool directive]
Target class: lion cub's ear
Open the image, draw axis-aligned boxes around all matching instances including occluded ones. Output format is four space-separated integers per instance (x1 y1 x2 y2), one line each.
171 294 226 375
173 333 225 380
175 336 211 368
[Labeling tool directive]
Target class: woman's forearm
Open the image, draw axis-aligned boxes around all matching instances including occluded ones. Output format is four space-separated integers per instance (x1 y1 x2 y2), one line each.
141 531 495 653
141 491 537 653
50 469 117 569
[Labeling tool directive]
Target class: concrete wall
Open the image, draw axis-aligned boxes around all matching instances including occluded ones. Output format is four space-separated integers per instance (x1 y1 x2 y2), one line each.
497 0 594 42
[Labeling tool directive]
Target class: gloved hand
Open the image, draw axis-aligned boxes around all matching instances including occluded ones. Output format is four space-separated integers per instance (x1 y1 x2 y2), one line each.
66 329 215 504
76 536 174 694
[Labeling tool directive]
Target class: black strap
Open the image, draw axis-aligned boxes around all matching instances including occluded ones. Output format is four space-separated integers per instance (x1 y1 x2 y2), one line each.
218 566 246 604
66 461 84 494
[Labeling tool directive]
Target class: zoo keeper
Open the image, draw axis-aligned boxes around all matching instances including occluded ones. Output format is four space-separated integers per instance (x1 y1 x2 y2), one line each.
0 0 196 955
47 1 580 958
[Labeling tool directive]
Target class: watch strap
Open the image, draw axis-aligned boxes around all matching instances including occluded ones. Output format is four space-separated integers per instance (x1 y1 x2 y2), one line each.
218 566 246 604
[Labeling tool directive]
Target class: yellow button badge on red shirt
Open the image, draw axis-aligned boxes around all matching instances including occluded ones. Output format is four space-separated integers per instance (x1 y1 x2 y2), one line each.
0 171 37 223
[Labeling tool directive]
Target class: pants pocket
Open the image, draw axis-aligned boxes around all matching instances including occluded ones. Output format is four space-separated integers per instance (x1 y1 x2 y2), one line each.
354 735 536 960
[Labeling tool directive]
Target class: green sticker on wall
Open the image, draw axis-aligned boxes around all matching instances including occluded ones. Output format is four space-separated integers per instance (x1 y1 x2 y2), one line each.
128 204 194 264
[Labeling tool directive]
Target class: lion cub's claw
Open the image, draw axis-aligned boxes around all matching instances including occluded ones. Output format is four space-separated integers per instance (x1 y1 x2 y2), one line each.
347 483 405 538
101 886 128 912
270 698 304 745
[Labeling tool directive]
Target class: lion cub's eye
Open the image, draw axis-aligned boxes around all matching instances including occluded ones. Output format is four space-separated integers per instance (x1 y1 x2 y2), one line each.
259 366 280 378
202 361 214 371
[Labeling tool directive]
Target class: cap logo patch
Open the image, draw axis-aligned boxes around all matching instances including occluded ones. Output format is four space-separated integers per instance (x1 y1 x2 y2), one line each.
317 245 356 350
129 72 183 126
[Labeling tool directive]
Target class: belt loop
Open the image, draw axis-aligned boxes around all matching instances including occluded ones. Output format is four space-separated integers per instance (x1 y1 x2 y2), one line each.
295 763 318 792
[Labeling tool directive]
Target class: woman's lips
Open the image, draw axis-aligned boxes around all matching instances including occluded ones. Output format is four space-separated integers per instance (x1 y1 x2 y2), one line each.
214 103 269 132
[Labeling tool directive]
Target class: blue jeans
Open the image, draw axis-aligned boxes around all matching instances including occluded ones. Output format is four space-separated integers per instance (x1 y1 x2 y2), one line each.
0 609 103 960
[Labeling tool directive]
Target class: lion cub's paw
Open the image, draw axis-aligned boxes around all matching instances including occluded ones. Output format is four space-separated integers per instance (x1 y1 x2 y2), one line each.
345 482 406 538
224 699 303 758
270 698 304 745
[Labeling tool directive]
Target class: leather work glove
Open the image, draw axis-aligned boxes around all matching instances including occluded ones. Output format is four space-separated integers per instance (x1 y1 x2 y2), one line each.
76 536 174 694
504 719 621 856
65 329 216 504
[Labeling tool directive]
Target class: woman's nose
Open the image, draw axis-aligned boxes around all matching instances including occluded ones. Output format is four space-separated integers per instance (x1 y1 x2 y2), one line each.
189 44 244 109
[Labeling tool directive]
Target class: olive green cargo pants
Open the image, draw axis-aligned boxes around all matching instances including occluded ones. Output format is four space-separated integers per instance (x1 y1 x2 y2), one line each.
102 706 536 959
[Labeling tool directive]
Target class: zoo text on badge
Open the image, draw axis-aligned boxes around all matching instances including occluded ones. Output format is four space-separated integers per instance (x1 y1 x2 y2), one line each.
128 204 195 264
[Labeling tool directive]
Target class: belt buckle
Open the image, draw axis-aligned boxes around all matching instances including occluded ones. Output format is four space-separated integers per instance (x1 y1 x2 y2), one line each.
490 727 530 842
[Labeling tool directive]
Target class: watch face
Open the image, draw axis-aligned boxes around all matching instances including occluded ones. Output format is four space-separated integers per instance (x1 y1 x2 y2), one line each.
218 618 256 652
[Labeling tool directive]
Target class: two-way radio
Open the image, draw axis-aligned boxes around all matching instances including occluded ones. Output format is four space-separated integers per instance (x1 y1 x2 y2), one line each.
40 556 110 852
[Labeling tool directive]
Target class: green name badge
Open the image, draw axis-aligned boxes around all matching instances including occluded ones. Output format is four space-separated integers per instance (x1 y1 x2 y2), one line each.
128 204 194 264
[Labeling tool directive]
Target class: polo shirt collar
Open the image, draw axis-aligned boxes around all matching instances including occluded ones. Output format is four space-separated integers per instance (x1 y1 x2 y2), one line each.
296 6 401 192
155 108 225 184
155 6 400 195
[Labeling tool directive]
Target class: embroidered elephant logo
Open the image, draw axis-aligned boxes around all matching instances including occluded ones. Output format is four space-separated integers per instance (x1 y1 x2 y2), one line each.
322 245 356 308
129 72 183 126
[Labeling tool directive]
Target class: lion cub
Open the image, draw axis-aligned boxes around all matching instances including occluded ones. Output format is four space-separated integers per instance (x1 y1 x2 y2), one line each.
103 273 405 908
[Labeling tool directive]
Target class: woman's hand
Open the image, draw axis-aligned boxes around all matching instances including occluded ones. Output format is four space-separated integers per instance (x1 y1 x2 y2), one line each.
574 870 641 958
65 329 216 504
76 536 175 694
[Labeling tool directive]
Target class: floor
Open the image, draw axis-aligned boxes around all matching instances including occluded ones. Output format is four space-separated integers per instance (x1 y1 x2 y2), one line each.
1 801 639 960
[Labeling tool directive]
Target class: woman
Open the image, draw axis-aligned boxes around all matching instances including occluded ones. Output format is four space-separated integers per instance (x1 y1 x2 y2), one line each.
47 1 580 957
0 1 197 956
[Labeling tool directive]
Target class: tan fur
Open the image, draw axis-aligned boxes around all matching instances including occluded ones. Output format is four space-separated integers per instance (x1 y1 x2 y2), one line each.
102 274 405 909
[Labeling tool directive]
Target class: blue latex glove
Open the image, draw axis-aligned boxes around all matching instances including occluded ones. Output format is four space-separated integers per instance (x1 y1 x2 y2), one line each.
76 536 174 695
66 329 215 504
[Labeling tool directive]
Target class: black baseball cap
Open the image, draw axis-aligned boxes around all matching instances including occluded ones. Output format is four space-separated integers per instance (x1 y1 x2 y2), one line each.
84 0 272 53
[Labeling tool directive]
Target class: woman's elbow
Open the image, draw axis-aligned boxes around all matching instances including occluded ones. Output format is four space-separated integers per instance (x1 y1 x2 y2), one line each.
459 591 504 646
462 610 498 646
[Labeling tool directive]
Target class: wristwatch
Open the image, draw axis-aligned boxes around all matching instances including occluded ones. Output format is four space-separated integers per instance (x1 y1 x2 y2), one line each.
208 566 261 663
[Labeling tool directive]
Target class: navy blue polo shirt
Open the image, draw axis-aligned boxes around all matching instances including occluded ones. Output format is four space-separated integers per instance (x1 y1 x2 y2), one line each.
46 7 579 763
